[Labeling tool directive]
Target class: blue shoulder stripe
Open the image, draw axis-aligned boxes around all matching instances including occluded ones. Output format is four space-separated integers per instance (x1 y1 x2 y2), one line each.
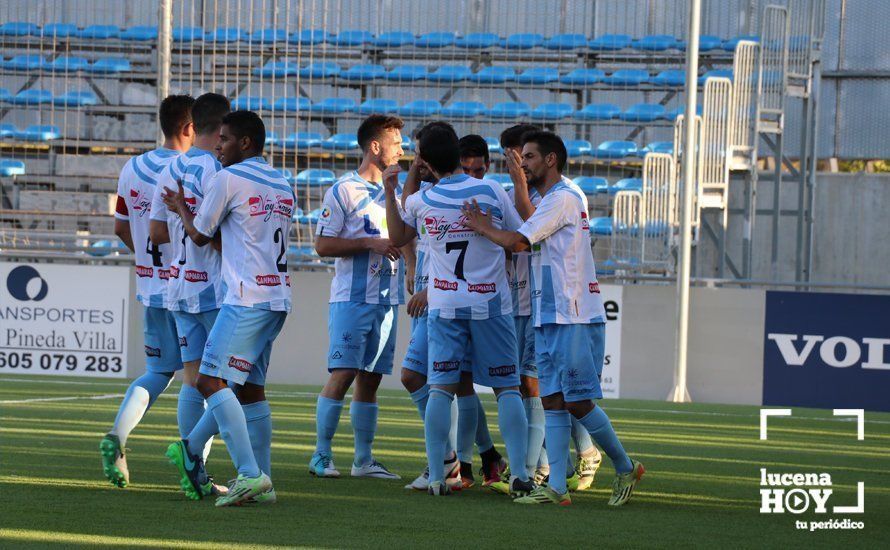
131 157 157 186
421 193 503 220
430 184 499 202
226 167 295 197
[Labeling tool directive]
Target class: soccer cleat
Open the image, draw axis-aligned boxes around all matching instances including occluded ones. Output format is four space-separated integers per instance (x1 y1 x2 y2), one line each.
405 467 430 491
244 487 277 505
428 481 452 496
459 461 475 489
165 440 206 500
508 475 536 498
99 434 129 488
566 471 581 493
533 466 550 485
514 485 572 505
481 457 508 487
309 452 341 478
351 459 401 479
203 475 229 497
608 459 645 506
576 449 603 491
444 455 462 491
214 473 272 507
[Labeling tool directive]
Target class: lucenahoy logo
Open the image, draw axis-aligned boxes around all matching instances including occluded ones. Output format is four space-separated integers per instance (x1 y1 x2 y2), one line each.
6 265 49 301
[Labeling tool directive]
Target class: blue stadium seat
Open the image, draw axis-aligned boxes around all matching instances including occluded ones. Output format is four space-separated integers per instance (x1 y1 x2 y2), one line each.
249 28 287 44
297 208 324 224
173 26 204 42
427 65 472 83
589 217 613 236
488 101 530 118
486 173 513 185
282 132 323 149
0 22 39 36
0 123 15 136
374 31 415 47
722 35 759 51
591 141 639 159
289 244 319 258
16 125 61 141
289 29 331 45
603 69 650 86
0 89 9 103
676 34 722 52
643 141 674 155
560 68 605 86
340 64 386 82
574 103 620 121
588 33 632 51
8 89 53 105
415 31 455 48
120 26 158 41
455 32 499 49
322 134 360 151
53 91 98 107
231 96 271 111
619 103 666 122
47 56 90 73
398 100 441 117
5 55 47 71
663 104 702 121
205 27 245 42
86 58 130 74
254 60 299 78
485 137 502 154
41 23 79 38
504 33 544 49
385 65 428 82
299 61 340 79
265 132 281 147
516 67 559 84
88 239 128 257
0 159 26 176
330 29 373 47
273 95 311 114
545 33 588 50
609 177 643 194
78 25 120 40
398 171 409 185
441 101 486 118
698 69 733 85
652 69 686 87
529 103 574 120
633 34 677 51
310 97 357 114
564 139 592 158
358 98 399 115
574 176 609 195
469 66 516 84
402 136 414 151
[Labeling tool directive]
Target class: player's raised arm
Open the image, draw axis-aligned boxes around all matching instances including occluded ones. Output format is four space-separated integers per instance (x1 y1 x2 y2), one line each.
163 181 211 247
507 148 536 221
383 163 416 247
462 199 530 253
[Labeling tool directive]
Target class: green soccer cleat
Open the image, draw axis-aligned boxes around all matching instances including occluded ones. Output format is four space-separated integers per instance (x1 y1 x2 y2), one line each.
576 449 603 491
566 471 581 492
486 465 511 495
99 434 129 488
608 459 645 506
165 440 205 500
515 485 572 506
244 487 277 505
215 473 273 507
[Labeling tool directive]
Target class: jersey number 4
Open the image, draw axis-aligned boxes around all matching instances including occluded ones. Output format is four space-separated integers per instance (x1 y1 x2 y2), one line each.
445 240 468 281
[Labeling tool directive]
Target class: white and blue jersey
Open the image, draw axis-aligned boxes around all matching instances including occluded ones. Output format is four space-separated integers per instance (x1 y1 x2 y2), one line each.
316 171 405 306
507 185 542 318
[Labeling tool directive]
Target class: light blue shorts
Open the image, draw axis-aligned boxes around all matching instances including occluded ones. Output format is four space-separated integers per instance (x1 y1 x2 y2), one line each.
427 314 519 389
172 309 219 363
402 314 429 375
199 305 287 386
143 306 182 373
328 302 398 375
535 322 606 402
515 315 537 379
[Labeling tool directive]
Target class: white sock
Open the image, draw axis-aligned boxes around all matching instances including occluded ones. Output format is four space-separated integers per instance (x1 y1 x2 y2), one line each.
109 386 151 447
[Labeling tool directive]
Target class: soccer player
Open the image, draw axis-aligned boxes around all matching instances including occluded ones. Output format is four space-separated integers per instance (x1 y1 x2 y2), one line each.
309 115 407 480
163 111 293 506
385 122 533 497
100 95 195 488
461 131 644 506
500 125 603 491
148 93 230 496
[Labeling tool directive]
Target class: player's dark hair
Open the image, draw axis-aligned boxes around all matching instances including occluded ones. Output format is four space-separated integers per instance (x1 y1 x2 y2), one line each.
521 130 568 173
418 122 460 175
499 123 540 150
415 121 453 142
221 110 266 154
158 94 195 138
357 114 404 153
459 134 489 164
191 93 231 135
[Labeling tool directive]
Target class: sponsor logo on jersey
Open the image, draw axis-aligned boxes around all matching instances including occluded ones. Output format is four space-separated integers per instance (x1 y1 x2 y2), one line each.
424 215 473 240
228 356 254 372
144 345 161 357
468 282 496 294
184 270 208 282
488 364 516 377
285 275 291 287
363 215 381 235
159 268 171 280
580 211 590 230
184 195 198 214
129 188 152 217
248 194 294 221
135 265 154 278
331 350 343 360
434 278 458 291
255 274 282 286
510 280 527 291
200 360 217 370
369 261 398 277
589 282 600 294
169 265 180 279
179 336 188 348
433 360 461 372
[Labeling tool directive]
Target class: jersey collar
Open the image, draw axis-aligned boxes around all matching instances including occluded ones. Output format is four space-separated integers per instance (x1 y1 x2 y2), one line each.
437 173 470 186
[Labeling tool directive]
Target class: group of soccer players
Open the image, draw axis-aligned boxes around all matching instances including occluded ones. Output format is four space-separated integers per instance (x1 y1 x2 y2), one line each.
101 95 643 507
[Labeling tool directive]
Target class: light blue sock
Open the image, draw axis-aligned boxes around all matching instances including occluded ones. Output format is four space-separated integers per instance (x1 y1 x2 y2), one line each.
539 446 549 469
447 398 458 458
186 407 219 457
350 401 378 467
177 384 205 439
544 410 572 494
579 406 633 474
496 390 529 482
409 386 429 421
207 388 260 478
110 371 173 445
456 396 478 463
243 401 272 477
523 396 546 478
424 389 453 484
314 396 343 455
134 371 173 406
571 415 595 455
474 393 494 453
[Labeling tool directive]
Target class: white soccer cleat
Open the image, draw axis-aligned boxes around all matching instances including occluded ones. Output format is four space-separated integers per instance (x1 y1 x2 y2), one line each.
351 459 401 479
214 473 272 507
309 452 341 478
405 467 430 491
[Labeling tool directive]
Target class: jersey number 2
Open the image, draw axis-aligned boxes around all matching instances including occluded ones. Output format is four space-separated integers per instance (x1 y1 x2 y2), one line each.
446 240 468 281
273 228 287 273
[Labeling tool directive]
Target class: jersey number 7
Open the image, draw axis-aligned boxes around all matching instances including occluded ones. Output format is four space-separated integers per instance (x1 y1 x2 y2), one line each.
445 240 468 281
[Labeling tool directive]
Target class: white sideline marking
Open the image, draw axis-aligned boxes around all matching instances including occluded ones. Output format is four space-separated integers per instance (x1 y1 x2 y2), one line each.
0 393 123 405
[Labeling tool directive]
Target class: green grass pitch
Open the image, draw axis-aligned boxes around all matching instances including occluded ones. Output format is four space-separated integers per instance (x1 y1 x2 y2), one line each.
1 374 887 549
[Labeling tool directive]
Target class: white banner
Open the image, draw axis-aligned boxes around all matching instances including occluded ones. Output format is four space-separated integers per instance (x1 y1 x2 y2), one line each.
0 262 129 378
600 284 623 398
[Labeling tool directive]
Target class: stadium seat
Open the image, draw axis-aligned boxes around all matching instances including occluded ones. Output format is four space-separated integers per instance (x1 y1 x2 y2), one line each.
487 173 512 185
205 27 245 42
5 55 48 71
603 69 650 86
8 89 53 106
545 33 588 50
663 104 702 121
485 137 502 154
398 100 441 117
358 98 399 115
289 29 332 45
698 69 733 85
330 29 373 46
0 89 9 103
120 26 158 41
574 176 609 195
173 26 204 42
340 64 386 82
40 23 79 38
281 132 323 149
231 96 271 111
0 159 26 177
86 58 130 74
415 31 455 48
47 56 90 73
323 134 360 151
254 60 299 78
297 208 324 224
0 123 15 137
564 139 593 158
469 66 516 84
374 31 415 47
455 32 499 49
643 141 674 155
53 91 99 107
89 240 128 257
299 61 341 79
560 68 605 86
402 136 414 151
529 103 574 120
619 103 666 122
427 65 472 83
78 25 120 40
589 216 613 236
591 141 639 159
441 101 486 118
652 69 686 87
488 101 530 118
573 103 620 120
249 28 287 44
609 177 643 194
296 169 337 187
385 65 428 82
677 34 722 51
722 34 759 51
265 132 281 147
310 97 357 114
0 22 39 36
504 33 544 49
516 67 559 84
289 244 319 258
588 33 632 51
398 171 409 185
633 34 677 51
16 125 61 141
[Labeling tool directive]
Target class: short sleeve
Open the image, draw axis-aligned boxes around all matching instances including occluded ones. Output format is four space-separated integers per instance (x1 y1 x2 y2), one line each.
401 193 420 229
494 184 524 232
193 172 230 237
315 184 347 237
115 162 131 221
517 191 573 245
